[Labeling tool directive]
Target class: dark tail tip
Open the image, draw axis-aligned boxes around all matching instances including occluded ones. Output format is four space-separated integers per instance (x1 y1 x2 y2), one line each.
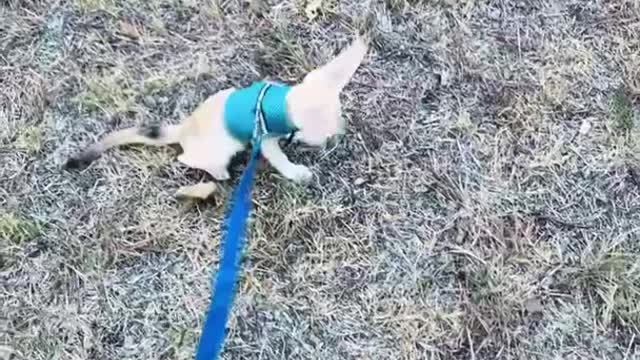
138 125 161 139
64 150 101 170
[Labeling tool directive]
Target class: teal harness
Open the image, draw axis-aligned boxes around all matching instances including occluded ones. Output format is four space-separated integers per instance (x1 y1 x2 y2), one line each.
223 81 296 142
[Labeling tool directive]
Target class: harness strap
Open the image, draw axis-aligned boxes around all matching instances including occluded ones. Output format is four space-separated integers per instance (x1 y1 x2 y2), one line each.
283 131 296 146
253 83 272 142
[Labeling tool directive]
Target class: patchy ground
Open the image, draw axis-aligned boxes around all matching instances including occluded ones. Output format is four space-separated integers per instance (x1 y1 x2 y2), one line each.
2 0 640 359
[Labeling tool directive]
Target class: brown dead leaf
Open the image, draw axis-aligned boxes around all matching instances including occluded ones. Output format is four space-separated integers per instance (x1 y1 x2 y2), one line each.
305 0 322 20
118 20 140 39
524 297 544 314
250 0 269 16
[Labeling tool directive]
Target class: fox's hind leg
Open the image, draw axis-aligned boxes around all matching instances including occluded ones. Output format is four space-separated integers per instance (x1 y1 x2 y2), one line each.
176 132 244 181
175 181 218 200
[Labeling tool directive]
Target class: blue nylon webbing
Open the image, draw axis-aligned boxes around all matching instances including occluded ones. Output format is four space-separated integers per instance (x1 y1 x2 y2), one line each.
195 84 271 360
194 140 261 360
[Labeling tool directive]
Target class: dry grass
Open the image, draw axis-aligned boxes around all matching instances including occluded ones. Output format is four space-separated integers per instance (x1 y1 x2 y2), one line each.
2 0 640 359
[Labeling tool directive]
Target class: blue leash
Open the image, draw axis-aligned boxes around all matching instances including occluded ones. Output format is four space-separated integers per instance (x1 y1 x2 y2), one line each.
195 84 272 360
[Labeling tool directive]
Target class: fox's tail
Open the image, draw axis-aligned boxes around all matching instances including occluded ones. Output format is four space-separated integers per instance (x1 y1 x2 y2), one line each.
64 124 182 169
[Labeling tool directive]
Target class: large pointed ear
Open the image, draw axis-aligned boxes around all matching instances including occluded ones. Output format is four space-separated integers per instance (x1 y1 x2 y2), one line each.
304 36 368 91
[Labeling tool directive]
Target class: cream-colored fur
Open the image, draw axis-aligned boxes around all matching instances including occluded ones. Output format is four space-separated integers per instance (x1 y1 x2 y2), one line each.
65 36 368 199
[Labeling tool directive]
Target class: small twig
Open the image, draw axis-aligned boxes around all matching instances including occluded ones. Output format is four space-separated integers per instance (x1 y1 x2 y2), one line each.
536 214 595 229
318 137 341 161
467 327 476 360
449 247 487 266
623 333 635 360
627 164 640 188
592 16 640 26
516 22 522 61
